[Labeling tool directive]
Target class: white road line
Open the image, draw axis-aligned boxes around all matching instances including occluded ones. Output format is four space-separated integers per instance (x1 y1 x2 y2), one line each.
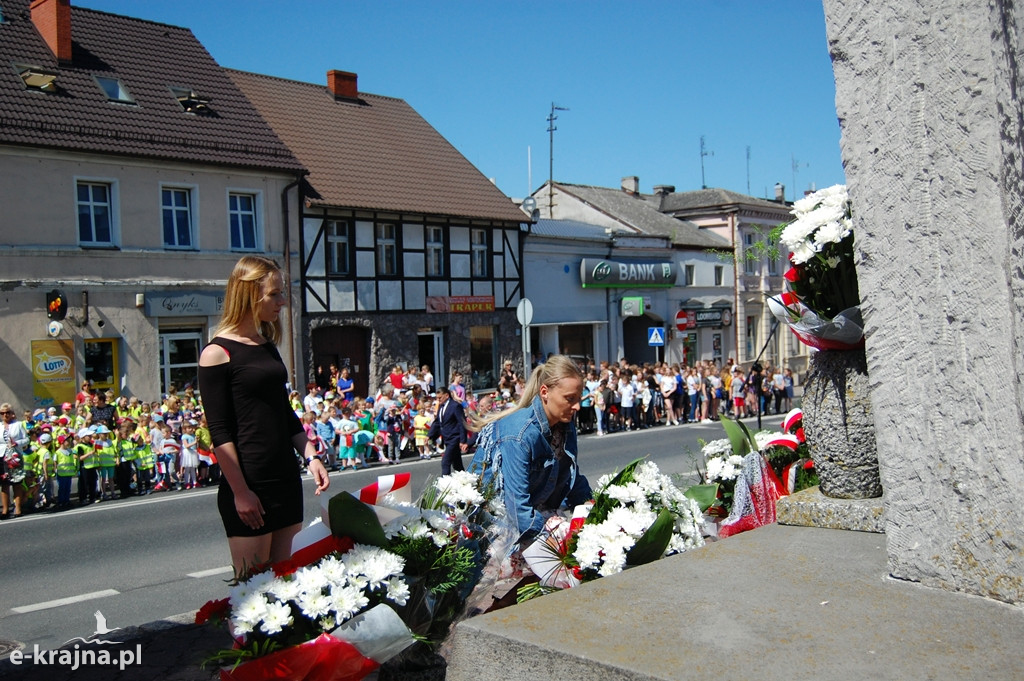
187 566 233 579
12 589 120 614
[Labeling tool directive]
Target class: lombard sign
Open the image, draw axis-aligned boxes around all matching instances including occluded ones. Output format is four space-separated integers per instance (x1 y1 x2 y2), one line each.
145 291 225 318
694 308 732 328
580 259 676 289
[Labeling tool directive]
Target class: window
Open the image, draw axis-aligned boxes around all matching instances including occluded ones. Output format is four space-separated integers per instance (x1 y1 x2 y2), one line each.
376 223 397 276
470 326 497 389
471 228 489 277
169 86 211 114
229 192 258 251
745 315 758 360
426 225 444 277
76 181 114 246
327 220 351 275
767 251 779 276
162 187 194 248
84 338 119 395
94 76 134 103
15 64 57 91
684 264 695 286
714 265 724 286
743 233 757 275
159 330 202 397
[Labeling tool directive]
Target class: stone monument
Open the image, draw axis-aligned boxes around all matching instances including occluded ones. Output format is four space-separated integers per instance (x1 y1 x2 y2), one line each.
823 0 1024 603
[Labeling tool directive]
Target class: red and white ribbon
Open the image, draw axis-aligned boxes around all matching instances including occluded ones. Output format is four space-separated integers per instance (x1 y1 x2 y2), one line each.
358 473 412 505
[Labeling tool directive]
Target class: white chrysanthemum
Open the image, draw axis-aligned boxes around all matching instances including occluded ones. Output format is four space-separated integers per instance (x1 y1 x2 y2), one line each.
701 438 732 459
753 430 776 451
813 220 844 247
232 591 270 630
330 583 369 625
430 530 450 548
259 600 293 636
788 240 817 265
268 577 302 602
594 472 615 490
433 471 485 508
296 590 333 620
243 569 277 594
606 481 646 506
345 544 405 589
386 576 410 606
606 505 655 538
292 565 325 594
423 509 454 533
319 556 347 586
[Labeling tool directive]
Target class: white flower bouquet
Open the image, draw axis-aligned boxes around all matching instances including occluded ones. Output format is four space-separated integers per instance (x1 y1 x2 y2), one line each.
519 459 705 595
770 184 864 350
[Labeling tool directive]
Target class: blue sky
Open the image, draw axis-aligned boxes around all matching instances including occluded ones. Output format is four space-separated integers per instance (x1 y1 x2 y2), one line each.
82 0 844 201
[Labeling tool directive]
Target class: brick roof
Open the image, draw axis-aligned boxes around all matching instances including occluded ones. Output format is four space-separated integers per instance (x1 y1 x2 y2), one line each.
226 69 527 223
0 0 304 172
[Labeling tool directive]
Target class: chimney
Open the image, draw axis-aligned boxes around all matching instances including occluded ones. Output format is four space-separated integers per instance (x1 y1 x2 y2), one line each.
652 185 675 210
327 70 358 99
31 0 72 63
621 176 640 195
774 182 786 202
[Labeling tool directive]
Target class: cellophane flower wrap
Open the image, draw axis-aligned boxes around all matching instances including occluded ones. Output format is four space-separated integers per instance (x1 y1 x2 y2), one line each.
770 184 864 349
371 470 497 650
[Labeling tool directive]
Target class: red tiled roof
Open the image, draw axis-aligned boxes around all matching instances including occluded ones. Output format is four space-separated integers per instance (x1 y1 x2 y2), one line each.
227 69 526 223
0 0 304 172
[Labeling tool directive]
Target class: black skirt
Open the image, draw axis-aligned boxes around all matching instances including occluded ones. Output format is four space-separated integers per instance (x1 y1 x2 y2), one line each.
218 476 303 537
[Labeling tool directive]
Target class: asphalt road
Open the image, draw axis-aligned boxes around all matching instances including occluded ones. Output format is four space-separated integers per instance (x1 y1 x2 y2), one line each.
0 416 773 655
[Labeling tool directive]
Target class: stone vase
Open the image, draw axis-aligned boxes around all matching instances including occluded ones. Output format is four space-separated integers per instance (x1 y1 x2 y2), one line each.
801 347 883 499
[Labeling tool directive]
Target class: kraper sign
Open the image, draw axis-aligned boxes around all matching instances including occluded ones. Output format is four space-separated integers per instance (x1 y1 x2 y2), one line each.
580 259 676 288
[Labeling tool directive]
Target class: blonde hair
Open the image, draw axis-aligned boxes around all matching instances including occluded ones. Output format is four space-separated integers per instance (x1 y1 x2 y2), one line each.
214 255 283 344
468 354 583 432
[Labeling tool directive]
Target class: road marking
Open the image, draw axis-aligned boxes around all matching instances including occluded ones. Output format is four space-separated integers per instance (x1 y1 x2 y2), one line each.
12 589 120 614
187 566 233 579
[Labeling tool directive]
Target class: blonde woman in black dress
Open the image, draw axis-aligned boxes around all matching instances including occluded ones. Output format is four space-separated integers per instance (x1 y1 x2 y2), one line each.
198 256 330 576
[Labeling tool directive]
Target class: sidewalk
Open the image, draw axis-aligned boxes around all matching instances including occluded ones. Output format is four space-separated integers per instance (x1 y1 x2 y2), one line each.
0 613 230 681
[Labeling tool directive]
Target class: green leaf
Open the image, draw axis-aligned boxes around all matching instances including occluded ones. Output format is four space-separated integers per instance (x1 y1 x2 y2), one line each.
720 417 752 456
328 491 386 547
626 509 675 566
683 483 720 512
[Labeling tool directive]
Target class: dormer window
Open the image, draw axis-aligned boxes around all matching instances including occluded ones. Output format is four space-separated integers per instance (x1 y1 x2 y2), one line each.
16 65 58 92
170 86 211 114
94 76 134 103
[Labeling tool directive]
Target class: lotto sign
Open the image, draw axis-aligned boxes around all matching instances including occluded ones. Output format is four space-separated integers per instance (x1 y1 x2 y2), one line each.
31 338 76 407
675 309 696 331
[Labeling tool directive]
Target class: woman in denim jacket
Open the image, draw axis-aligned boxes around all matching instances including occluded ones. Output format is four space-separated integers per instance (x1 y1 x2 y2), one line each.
469 355 593 546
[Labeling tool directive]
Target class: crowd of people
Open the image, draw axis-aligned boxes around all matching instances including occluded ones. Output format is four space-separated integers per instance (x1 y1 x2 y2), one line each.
0 354 795 521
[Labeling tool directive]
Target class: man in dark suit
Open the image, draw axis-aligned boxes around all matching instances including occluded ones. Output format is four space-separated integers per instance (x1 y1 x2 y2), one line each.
428 386 468 475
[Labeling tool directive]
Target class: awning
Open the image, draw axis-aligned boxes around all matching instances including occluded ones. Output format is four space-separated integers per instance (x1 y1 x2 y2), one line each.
680 296 733 308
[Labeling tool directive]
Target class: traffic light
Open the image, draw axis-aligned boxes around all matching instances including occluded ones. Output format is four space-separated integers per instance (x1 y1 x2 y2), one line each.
46 289 67 321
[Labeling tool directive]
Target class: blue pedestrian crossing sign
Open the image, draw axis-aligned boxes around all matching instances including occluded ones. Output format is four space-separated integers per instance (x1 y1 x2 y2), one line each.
648 327 665 346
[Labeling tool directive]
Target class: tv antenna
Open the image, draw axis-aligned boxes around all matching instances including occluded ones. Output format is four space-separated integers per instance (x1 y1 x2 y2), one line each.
700 135 714 189
548 103 569 218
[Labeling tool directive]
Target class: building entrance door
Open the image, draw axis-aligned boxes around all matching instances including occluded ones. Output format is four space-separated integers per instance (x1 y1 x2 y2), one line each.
417 331 444 393
312 326 370 398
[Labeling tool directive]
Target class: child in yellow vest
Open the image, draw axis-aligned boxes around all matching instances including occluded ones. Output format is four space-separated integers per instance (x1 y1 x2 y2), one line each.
93 425 117 501
54 434 78 509
76 427 100 504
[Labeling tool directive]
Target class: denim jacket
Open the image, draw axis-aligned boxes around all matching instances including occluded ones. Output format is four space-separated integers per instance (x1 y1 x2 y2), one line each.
469 395 592 543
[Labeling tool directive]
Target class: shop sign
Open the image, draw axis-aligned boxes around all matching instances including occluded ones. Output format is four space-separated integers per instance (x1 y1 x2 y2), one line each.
426 296 495 313
145 291 224 317
580 259 676 288
31 339 76 407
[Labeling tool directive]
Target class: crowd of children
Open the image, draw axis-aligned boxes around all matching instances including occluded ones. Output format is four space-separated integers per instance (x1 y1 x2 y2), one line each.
0 386 219 518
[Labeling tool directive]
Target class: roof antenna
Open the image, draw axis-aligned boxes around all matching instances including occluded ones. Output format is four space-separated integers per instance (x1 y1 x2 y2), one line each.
700 135 714 189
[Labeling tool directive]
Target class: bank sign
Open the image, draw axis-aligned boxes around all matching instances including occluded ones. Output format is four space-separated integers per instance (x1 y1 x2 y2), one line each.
580 259 676 288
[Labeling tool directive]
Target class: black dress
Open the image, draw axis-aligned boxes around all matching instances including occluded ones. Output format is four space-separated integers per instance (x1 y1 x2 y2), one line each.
198 338 303 537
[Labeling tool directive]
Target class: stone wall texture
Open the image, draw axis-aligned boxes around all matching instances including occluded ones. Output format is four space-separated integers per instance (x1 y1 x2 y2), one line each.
823 0 1024 602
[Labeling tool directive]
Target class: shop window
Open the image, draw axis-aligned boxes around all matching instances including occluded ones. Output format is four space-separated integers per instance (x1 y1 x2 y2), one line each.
84 338 119 396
